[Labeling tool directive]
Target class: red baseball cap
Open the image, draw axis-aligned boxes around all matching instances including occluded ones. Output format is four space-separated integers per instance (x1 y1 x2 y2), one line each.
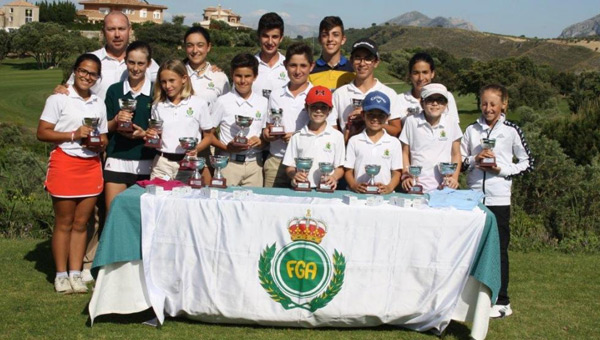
306 86 333 107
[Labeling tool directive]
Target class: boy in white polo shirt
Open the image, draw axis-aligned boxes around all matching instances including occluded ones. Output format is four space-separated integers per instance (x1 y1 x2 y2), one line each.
212 53 268 187
283 86 345 189
263 42 314 188
252 12 289 99
400 83 462 193
332 38 402 141
345 91 402 194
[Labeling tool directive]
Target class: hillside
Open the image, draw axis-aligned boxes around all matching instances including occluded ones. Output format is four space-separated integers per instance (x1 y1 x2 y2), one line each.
559 14 600 38
385 11 477 31
343 25 600 72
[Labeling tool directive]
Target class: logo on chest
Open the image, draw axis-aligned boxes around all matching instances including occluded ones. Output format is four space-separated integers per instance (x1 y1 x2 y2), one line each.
323 142 332 152
186 107 194 117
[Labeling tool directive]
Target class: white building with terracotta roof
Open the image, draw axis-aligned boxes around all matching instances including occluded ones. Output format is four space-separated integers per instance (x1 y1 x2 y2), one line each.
77 0 167 24
198 5 250 30
1 0 39 31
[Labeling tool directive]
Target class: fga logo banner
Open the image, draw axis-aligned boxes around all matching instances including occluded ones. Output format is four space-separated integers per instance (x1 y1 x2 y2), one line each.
259 210 346 312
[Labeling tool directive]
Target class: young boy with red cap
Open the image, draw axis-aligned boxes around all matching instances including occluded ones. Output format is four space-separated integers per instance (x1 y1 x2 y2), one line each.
283 86 345 189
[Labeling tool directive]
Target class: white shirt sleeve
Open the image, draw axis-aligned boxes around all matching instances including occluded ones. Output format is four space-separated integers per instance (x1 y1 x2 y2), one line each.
390 139 403 170
498 128 534 177
39 94 66 124
451 121 463 142
210 99 224 128
344 137 356 169
399 119 410 145
447 92 460 123
197 98 213 131
330 91 342 126
98 103 108 134
282 134 298 167
333 133 346 167
460 126 476 171
388 91 402 121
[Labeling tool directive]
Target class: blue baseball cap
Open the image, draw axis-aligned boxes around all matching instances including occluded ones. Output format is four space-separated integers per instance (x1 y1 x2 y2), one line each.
362 91 391 115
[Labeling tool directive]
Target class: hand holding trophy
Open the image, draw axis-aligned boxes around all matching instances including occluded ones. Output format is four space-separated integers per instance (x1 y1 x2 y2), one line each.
82 117 102 147
117 98 136 132
364 164 381 194
294 157 313 191
316 162 335 193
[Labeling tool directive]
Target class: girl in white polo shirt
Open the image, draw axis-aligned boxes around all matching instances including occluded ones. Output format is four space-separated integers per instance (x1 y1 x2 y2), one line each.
400 83 462 193
345 91 402 194
147 59 213 182
37 53 108 294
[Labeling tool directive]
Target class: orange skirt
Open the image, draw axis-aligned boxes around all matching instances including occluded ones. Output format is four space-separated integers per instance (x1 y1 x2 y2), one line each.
45 147 103 198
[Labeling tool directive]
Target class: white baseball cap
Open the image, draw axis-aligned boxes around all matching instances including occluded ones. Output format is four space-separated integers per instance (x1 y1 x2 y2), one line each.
421 83 449 100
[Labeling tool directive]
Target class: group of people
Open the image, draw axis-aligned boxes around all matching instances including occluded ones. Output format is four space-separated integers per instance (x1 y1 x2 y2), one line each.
36 11 533 319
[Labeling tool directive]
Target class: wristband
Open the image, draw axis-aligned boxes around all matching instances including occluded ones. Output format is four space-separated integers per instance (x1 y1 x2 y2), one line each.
71 130 75 143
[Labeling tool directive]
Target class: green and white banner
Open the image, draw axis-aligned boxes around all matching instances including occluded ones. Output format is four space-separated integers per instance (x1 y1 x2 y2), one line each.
141 191 486 333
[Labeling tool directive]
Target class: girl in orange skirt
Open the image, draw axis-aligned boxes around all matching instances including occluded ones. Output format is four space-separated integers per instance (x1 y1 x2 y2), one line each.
37 54 108 294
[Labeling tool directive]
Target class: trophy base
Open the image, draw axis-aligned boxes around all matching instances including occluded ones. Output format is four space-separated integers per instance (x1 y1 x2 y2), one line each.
479 158 497 167
117 122 133 132
86 136 102 147
365 185 379 194
295 182 311 192
210 178 227 189
189 179 204 189
145 138 161 148
408 185 424 195
316 184 334 193
269 127 285 136
231 140 249 149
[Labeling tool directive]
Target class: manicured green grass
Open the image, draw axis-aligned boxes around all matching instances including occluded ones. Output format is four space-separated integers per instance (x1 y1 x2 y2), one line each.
0 59 63 130
1 238 598 340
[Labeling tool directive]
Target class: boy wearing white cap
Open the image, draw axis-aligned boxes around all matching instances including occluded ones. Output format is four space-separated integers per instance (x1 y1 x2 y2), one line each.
400 83 462 193
345 91 402 194
332 38 402 142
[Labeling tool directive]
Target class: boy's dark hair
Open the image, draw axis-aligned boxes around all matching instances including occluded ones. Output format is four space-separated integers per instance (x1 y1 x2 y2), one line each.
285 43 313 64
319 16 344 34
408 52 435 73
126 40 152 63
184 26 211 45
230 53 259 76
257 12 284 36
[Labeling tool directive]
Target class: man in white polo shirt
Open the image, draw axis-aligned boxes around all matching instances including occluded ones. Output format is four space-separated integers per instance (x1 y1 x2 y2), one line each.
345 91 402 195
282 86 345 189
212 53 268 187
332 38 402 141
252 12 289 99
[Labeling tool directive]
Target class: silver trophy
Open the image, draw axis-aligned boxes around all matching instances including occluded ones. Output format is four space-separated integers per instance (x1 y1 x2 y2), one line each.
364 164 381 194
480 138 497 167
438 162 458 189
317 162 335 193
294 157 313 191
232 115 254 147
408 165 424 195
144 119 163 148
117 98 137 132
407 106 420 116
187 157 206 188
269 108 285 136
82 117 101 147
209 155 229 188
178 137 198 170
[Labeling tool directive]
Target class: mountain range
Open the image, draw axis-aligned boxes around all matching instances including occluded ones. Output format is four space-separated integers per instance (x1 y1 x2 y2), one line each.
384 11 477 31
559 14 600 38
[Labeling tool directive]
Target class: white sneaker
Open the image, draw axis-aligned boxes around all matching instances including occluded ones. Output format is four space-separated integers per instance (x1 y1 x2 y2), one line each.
69 274 89 294
81 269 94 283
54 276 73 294
490 303 513 318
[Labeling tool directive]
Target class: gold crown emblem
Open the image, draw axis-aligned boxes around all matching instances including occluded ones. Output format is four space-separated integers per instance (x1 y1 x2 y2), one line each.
288 210 327 244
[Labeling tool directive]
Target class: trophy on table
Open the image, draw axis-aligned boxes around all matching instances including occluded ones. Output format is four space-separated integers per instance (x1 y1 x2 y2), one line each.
269 108 285 136
438 162 458 189
232 115 254 147
294 157 313 191
209 155 229 188
187 157 206 189
82 117 102 147
178 137 198 170
408 165 424 195
117 98 136 132
316 162 335 193
480 138 497 167
364 164 381 194
144 119 163 148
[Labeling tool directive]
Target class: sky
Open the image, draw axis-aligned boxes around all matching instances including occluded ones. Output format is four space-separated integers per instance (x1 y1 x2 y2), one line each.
3 0 599 38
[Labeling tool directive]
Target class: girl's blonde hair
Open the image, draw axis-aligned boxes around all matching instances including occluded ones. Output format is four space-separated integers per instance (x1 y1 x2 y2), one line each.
479 83 509 112
153 59 194 103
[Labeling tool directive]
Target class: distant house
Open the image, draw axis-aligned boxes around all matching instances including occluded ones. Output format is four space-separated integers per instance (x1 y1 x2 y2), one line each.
0 0 39 31
198 5 250 30
77 0 168 24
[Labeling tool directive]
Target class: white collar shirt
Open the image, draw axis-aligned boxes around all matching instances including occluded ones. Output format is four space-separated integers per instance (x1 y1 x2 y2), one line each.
39 85 108 158
211 89 268 156
344 130 403 185
122 75 152 98
151 96 211 154
398 90 460 124
399 111 463 192
186 62 230 107
267 83 313 157
332 79 401 131
252 52 288 99
282 123 345 187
